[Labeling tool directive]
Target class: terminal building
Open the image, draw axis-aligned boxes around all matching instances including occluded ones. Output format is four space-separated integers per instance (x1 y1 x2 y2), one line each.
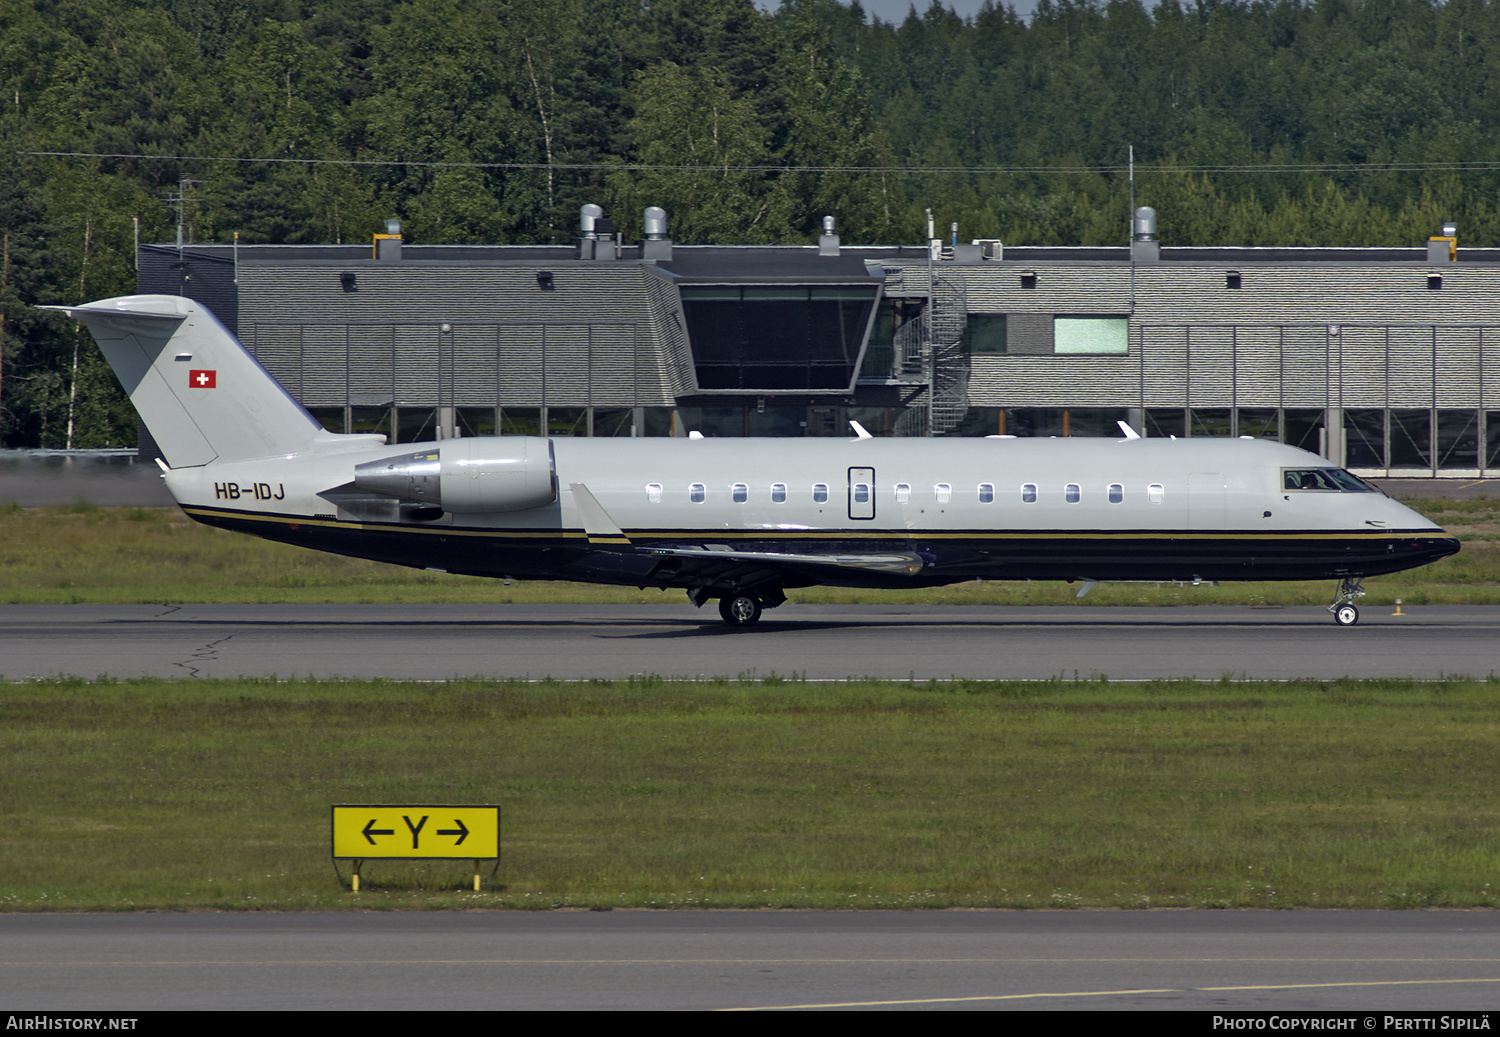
138 207 1500 477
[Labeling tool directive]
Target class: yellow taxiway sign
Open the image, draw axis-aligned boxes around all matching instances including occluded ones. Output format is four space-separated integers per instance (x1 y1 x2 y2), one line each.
332 805 500 860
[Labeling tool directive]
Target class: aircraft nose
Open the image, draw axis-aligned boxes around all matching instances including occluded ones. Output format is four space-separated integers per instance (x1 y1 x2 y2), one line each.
1413 534 1461 563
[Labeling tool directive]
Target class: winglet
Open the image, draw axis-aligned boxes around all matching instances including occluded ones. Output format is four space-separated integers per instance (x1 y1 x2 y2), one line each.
849 420 873 439
1116 420 1141 440
569 483 631 546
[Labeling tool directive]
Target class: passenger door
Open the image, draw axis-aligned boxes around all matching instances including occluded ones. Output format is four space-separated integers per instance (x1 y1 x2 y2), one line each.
848 467 876 520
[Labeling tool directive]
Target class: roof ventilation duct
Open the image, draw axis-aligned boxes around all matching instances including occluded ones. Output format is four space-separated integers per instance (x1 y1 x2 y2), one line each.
641 206 672 260
578 204 617 261
818 215 840 256
1131 206 1159 263
1428 221 1457 263
374 218 402 261
946 220 982 263
579 204 603 237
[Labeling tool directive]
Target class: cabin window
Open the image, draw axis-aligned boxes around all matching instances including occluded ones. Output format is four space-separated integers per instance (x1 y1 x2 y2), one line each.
771 483 787 503
934 483 952 503
978 483 995 503
1065 483 1081 503
1021 483 1038 503
732 483 748 503
812 483 829 503
646 483 663 504
690 483 706 503
894 483 911 503
1108 483 1123 504
853 483 871 504
1148 483 1164 504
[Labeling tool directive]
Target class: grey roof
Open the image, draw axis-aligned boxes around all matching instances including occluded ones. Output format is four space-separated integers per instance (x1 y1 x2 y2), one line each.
143 241 1500 267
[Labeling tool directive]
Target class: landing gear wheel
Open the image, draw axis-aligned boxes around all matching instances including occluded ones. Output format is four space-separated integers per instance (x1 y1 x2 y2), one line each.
718 594 763 627
1329 577 1366 627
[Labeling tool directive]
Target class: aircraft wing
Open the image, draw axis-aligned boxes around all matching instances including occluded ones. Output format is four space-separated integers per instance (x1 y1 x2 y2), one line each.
641 543 924 576
563 481 924 594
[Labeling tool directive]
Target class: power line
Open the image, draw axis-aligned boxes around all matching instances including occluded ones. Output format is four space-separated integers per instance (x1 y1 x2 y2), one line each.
20 149 1500 176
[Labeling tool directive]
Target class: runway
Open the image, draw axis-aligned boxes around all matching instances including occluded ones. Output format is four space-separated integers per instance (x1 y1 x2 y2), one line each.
5 910 1500 1011
2 602 1499 682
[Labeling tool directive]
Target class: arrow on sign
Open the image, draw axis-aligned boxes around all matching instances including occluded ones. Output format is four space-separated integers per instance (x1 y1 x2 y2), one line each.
362 819 395 845
438 820 470 845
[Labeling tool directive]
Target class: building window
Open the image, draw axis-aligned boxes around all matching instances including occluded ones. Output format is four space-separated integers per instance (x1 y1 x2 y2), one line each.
1344 410 1386 468
978 483 995 503
1436 411 1479 469
1237 409 1278 439
1390 410 1433 469
308 406 347 434
1190 408 1232 437
1054 316 1127 354
1145 409 1186 439
680 284 878 391
963 315 1007 354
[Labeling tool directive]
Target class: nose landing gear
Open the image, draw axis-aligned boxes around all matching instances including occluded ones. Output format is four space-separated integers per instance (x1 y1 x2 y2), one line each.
1329 577 1365 626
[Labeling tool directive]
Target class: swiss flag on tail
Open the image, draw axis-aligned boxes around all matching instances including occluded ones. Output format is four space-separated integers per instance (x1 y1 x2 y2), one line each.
189 369 217 389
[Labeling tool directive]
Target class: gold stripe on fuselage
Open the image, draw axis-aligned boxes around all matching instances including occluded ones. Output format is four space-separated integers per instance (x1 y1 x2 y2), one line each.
180 506 1436 543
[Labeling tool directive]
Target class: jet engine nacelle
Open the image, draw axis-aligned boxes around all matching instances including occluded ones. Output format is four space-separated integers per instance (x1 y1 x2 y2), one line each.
352 437 556 514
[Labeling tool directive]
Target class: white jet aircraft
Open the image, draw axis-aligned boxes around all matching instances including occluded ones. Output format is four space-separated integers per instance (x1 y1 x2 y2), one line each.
49 295 1458 627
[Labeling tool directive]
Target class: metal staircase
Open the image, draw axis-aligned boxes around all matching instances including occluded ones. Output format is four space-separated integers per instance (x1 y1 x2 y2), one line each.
888 271 969 436
927 274 970 435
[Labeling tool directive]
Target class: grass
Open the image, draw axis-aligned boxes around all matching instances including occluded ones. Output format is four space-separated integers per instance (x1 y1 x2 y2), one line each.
0 498 1493 606
3 676 1500 911
3 502 1495 913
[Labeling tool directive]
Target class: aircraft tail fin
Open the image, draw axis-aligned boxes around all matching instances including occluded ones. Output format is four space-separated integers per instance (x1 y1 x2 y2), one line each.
47 295 372 468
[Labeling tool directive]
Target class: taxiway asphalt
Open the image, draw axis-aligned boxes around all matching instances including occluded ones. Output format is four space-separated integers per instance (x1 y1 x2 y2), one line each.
5 910 1500 1011
2 602 1499 682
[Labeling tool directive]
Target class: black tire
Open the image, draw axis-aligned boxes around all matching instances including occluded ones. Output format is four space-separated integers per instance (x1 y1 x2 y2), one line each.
1334 604 1359 627
718 594 763 627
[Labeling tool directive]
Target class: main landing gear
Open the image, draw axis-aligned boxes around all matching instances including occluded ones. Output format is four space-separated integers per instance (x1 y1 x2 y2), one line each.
687 585 783 627
1329 576 1366 626
718 594 763 627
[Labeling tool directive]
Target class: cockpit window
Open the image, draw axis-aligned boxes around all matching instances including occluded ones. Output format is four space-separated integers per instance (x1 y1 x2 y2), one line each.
1283 468 1379 493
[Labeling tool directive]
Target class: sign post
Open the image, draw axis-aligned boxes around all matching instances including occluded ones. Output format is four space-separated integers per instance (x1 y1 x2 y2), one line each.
332 805 501 891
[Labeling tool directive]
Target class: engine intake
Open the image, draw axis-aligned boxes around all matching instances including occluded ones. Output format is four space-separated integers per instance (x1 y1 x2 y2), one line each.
352 437 556 514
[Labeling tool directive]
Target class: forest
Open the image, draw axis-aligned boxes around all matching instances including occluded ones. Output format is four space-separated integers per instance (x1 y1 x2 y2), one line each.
5 0 1500 446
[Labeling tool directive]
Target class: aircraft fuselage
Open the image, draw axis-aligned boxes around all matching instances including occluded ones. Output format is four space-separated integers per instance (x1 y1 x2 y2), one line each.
166 434 1456 591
